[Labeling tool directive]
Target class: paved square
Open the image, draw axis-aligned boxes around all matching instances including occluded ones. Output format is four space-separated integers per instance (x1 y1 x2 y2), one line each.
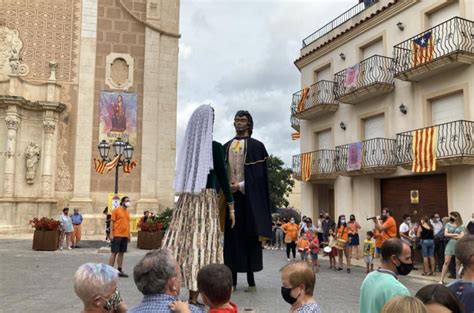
0 237 432 313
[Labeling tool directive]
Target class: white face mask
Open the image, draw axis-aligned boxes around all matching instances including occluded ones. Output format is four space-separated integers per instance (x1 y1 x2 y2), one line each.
124 202 130 208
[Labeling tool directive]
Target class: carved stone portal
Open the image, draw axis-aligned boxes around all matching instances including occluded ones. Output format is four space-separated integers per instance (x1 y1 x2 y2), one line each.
105 53 134 90
25 142 41 184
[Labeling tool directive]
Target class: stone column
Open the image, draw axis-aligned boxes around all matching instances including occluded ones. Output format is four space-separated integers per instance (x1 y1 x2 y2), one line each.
3 114 20 197
41 120 56 198
70 0 98 211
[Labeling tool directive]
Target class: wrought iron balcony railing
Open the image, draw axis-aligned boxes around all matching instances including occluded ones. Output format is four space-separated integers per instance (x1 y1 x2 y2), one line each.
291 81 338 117
334 55 395 102
302 0 379 47
292 149 338 179
290 114 300 131
336 138 397 173
393 17 474 78
396 120 474 165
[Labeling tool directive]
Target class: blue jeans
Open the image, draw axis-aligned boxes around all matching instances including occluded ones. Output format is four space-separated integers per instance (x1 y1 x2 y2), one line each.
275 229 284 249
421 239 434 257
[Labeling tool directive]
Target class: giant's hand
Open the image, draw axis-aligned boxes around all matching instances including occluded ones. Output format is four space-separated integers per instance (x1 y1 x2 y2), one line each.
230 181 240 193
229 203 236 228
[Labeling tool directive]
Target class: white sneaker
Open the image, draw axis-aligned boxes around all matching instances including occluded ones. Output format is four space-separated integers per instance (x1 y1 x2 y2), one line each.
59 247 63 251
67 247 72 250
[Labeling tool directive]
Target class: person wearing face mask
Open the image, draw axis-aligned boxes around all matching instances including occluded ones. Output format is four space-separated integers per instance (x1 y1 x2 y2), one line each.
440 212 465 284
74 263 128 313
359 238 412 313
280 261 322 313
282 218 299 262
336 215 352 273
109 196 131 278
321 212 335 245
430 212 445 273
348 214 361 260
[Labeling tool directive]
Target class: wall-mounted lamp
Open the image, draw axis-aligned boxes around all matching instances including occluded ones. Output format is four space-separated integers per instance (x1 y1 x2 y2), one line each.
397 22 404 31
399 103 407 115
340 121 347 130
339 53 346 61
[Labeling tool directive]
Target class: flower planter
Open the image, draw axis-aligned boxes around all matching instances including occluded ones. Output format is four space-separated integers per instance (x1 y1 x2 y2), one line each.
32 230 60 251
137 230 164 250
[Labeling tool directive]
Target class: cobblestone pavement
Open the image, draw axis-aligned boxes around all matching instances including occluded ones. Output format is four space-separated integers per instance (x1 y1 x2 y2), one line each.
0 237 434 313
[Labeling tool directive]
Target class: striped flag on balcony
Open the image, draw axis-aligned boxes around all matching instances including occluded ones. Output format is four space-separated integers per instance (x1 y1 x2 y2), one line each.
297 87 310 112
412 127 436 173
291 132 300 140
300 152 313 181
412 31 434 66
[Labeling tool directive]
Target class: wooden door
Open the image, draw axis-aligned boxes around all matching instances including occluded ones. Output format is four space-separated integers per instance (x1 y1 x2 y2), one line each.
381 174 448 225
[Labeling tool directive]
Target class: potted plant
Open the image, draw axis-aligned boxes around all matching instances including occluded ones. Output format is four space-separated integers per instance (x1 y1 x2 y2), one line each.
136 208 174 250
30 217 61 251
137 217 164 250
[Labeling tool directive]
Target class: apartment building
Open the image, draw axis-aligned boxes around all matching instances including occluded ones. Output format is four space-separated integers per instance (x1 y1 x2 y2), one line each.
291 0 473 231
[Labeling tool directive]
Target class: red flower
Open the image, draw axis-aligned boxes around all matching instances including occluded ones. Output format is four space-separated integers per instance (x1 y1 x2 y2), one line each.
30 217 61 231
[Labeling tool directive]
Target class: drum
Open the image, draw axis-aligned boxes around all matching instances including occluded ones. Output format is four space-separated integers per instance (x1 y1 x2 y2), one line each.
323 246 332 254
335 238 347 250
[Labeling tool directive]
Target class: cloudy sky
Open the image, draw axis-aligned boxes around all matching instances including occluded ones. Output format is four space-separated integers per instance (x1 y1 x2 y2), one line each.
177 0 355 166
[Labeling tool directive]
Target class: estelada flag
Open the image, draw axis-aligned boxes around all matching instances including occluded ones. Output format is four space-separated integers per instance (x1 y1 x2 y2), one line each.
412 31 434 67
297 87 310 112
300 152 313 182
412 127 436 173
291 132 300 140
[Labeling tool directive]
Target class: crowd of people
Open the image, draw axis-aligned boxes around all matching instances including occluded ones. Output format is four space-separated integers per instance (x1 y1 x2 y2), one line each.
67 106 473 313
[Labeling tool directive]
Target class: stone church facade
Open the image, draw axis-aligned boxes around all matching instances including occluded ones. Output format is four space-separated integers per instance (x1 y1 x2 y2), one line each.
0 0 180 234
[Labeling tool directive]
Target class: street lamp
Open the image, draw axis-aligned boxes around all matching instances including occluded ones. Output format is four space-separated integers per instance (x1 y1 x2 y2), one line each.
97 137 134 194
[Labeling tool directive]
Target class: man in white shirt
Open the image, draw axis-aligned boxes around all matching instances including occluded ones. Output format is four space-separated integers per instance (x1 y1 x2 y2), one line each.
399 214 412 246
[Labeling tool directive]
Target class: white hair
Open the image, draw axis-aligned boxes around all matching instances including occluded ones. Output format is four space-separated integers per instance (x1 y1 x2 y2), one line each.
74 263 118 305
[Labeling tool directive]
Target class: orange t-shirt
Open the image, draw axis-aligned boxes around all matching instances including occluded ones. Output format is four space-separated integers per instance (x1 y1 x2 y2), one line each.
337 226 350 241
297 238 310 251
111 207 130 237
374 229 383 248
381 216 397 243
282 223 299 242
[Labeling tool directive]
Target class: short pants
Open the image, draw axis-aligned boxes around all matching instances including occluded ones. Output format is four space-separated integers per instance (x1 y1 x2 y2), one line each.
311 251 318 260
111 236 128 253
364 255 374 265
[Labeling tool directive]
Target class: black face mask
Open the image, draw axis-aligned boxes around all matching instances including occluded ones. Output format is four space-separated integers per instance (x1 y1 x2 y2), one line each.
395 257 413 276
449 217 455 223
281 286 297 305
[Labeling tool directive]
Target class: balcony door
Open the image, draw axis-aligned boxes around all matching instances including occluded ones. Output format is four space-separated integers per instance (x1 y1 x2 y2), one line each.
315 129 332 173
428 1 459 28
363 115 386 166
315 65 333 104
431 92 467 156
361 38 384 84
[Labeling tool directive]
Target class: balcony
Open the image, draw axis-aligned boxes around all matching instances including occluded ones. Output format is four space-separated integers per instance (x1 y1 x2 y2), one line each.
336 138 397 176
290 114 300 131
393 17 474 82
302 0 379 47
396 120 474 168
334 55 395 104
291 81 339 120
292 149 338 181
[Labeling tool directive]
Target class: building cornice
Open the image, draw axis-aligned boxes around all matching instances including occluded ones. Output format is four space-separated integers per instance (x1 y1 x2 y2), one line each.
295 0 418 70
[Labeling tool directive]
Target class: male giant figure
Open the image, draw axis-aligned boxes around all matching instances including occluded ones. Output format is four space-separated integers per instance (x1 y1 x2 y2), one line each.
224 110 272 292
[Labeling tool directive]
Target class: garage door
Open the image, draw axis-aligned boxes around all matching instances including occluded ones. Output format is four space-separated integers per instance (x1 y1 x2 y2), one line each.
431 92 464 125
381 174 448 226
